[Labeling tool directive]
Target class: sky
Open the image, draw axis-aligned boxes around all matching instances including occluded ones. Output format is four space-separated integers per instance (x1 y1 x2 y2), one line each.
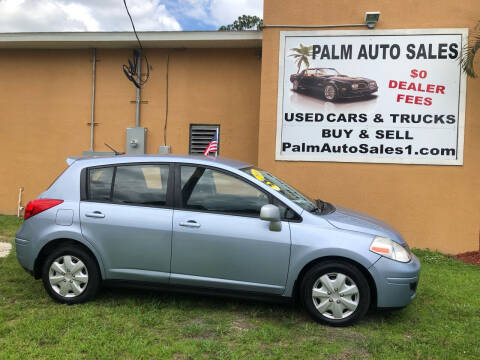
0 0 263 32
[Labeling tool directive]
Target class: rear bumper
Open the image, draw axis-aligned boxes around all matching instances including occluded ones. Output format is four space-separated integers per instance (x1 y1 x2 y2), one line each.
15 237 35 275
369 254 421 308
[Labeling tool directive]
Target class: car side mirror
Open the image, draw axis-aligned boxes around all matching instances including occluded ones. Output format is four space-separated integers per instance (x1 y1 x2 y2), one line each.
260 204 282 231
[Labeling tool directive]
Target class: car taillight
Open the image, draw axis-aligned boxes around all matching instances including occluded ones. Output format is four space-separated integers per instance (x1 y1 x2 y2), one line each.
24 199 64 220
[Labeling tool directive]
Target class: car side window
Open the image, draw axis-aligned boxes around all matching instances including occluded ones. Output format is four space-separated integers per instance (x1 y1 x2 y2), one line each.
87 167 114 201
180 166 269 216
112 165 170 206
273 198 301 221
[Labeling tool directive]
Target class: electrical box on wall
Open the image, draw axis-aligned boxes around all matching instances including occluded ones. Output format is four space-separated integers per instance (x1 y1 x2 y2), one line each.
158 145 171 154
126 127 147 155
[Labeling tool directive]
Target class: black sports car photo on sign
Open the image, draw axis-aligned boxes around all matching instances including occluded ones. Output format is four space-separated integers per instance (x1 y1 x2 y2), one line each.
290 68 378 101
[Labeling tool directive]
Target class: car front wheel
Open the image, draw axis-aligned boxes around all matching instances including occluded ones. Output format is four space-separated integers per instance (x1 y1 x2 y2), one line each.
324 84 337 101
300 260 370 326
41 245 100 304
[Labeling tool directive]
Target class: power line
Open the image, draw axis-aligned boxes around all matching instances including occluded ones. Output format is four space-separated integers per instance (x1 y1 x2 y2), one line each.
122 0 150 87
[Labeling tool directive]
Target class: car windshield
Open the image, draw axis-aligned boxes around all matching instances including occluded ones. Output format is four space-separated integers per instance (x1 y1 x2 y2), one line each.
241 167 317 213
316 68 339 76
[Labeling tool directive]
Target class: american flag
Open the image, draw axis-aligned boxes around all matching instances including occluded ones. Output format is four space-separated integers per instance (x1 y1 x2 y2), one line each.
203 131 218 156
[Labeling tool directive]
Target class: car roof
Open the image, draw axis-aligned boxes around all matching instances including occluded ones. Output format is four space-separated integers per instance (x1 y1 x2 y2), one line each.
67 154 253 170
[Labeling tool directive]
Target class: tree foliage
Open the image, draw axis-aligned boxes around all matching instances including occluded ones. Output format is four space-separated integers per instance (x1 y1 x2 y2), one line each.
219 15 263 31
460 21 480 78
289 43 313 73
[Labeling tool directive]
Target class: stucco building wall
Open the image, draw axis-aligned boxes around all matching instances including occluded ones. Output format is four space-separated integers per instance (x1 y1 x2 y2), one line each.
258 0 480 253
1 47 261 215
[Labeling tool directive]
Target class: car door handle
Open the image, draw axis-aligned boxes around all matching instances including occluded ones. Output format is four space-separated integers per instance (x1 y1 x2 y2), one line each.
85 211 105 219
179 220 200 228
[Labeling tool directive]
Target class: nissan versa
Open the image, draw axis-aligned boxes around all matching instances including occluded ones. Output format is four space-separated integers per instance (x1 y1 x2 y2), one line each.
15 155 420 326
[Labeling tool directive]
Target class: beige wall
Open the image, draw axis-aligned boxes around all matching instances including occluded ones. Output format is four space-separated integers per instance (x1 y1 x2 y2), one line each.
1 47 261 215
1 49 92 215
259 0 480 253
1 0 479 254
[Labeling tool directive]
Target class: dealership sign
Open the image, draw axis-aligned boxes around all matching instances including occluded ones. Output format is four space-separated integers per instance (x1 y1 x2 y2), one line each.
276 29 468 165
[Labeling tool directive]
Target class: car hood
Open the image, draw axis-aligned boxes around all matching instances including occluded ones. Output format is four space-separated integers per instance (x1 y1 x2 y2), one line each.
329 76 372 83
323 206 405 244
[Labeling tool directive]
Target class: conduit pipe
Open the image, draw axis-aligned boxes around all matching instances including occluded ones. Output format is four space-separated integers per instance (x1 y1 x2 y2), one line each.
135 51 141 127
262 24 367 29
17 187 24 217
90 48 97 152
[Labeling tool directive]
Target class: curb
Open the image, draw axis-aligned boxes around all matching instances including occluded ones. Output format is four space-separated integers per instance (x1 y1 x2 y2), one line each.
0 242 12 258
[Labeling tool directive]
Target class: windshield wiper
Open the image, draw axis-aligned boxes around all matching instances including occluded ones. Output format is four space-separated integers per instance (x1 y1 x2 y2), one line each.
307 200 323 214
313 199 335 215
315 199 326 213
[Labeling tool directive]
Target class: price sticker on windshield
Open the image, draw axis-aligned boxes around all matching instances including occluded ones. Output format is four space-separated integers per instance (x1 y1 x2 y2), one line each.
265 181 280 191
251 169 281 191
250 169 264 182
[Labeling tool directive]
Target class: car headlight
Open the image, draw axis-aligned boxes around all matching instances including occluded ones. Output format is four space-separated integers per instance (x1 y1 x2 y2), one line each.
351 83 359 90
368 81 376 89
370 236 411 263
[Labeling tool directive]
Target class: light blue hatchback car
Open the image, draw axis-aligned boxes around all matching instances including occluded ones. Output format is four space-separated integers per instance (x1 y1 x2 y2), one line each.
15 155 420 326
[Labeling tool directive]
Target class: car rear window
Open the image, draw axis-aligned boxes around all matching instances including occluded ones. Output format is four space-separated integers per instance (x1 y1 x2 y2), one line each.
87 167 114 201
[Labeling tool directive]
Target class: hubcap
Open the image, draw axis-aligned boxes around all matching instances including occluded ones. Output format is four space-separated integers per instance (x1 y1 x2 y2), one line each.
312 272 359 319
324 85 335 100
49 255 88 298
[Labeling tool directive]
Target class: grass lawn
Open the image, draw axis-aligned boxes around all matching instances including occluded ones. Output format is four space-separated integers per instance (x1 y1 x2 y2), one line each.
0 214 479 359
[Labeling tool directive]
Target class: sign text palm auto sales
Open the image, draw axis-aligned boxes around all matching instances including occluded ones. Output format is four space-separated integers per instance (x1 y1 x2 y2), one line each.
276 29 468 165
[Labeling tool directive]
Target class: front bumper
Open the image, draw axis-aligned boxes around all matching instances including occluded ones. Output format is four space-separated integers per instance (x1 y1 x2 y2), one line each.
339 87 378 98
369 254 421 308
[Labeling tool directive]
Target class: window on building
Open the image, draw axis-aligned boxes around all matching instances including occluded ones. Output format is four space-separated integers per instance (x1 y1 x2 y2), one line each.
189 125 220 155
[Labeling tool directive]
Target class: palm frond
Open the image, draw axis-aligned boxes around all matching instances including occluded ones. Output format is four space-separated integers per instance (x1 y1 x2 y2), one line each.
461 41 480 78
290 43 313 73
303 56 310 69
460 22 480 78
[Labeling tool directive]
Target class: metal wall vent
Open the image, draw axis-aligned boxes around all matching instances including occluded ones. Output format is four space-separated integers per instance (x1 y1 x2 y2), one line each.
189 124 220 155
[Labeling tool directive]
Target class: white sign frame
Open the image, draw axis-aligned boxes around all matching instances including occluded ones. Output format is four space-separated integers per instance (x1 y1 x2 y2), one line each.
275 28 468 165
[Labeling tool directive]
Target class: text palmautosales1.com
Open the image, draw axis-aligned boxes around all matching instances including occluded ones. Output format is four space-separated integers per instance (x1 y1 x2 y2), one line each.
282 142 456 157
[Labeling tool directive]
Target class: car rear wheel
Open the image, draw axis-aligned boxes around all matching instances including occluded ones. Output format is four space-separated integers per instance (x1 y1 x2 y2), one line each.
300 260 370 326
41 245 100 304
292 80 300 91
324 84 337 101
